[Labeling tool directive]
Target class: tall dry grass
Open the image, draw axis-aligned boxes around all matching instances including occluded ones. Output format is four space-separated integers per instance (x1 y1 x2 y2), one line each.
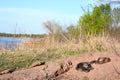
26 32 120 53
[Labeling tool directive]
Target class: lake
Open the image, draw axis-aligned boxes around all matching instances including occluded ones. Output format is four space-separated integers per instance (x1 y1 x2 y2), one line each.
0 37 32 49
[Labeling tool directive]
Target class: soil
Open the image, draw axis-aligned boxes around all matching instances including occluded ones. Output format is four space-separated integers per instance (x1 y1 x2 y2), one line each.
0 52 120 80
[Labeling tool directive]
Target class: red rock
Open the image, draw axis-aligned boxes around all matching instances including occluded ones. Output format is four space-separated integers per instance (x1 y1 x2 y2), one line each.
29 61 45 68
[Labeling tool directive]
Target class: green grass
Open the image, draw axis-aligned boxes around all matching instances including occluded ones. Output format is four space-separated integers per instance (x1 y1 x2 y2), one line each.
0 49 84 71
82 76 89 80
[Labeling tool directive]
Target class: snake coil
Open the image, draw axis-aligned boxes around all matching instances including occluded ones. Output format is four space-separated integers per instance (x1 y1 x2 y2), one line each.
76 57 111 72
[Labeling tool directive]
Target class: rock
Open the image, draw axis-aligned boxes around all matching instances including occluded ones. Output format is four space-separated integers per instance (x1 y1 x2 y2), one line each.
0 53 118 80
54 61 73 77
0 68 16 75
29 61 45 68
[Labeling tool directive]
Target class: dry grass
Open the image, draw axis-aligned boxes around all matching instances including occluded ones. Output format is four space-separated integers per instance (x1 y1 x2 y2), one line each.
0 33 120 71
31 33 120 53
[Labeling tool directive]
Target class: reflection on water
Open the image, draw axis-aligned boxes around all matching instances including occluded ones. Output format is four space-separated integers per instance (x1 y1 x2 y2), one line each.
0 37 32 50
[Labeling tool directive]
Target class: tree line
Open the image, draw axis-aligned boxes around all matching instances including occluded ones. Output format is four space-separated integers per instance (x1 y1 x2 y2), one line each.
43 3 120 42
0 32 46 38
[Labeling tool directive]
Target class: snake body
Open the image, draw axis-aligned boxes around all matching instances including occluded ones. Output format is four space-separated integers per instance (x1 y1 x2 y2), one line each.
76 57 111 72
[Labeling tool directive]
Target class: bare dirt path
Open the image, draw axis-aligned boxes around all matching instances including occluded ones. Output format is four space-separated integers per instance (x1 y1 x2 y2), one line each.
0 52 120 80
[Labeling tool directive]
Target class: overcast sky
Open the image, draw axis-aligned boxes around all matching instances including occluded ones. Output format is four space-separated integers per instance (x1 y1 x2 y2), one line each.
0 0 96 34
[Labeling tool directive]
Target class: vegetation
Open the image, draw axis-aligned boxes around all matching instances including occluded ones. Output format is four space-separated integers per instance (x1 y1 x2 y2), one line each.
79 4 112 35
0 3 120 72
0 32 46 38
67 25 80 42
82 76 89 80
112 7 120 28
0 48 83 71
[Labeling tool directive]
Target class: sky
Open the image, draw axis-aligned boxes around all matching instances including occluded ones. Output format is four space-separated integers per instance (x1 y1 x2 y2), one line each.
0 0 94 34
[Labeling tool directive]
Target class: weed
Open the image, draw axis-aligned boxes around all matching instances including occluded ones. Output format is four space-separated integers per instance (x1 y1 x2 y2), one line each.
82 76 89 80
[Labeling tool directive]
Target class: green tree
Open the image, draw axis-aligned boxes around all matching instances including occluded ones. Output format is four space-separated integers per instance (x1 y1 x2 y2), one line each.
79 4 112 35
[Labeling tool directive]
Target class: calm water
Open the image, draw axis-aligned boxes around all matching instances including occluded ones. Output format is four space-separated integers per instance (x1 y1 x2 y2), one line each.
0 37 32 49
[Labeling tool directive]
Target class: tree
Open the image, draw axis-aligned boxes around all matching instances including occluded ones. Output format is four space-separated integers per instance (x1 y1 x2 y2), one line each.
43 21 69 42
79 4 112 35
67 25 80 41
112 7 120 28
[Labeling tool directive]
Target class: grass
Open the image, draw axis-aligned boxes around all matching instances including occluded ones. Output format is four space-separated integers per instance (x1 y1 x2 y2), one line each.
0 33 120 71
0 48 84 71
82 76 89 80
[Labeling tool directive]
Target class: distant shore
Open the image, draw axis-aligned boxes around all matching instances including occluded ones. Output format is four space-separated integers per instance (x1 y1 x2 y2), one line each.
0 32 46 38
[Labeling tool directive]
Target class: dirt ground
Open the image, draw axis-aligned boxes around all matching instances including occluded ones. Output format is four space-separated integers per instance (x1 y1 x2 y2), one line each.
0 52 120 80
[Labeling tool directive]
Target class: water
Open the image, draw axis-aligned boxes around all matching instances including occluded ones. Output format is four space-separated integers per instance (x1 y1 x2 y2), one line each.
0 37 32 49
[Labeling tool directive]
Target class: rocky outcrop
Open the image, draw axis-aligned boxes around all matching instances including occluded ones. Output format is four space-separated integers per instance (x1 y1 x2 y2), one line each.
0 52 119 80
0 60 73 80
